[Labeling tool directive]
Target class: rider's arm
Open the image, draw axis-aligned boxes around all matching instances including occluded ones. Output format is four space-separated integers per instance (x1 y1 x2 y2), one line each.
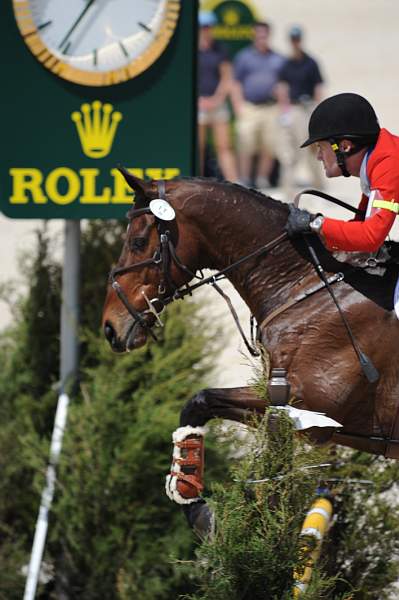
320 153 399 252
320 203 396 252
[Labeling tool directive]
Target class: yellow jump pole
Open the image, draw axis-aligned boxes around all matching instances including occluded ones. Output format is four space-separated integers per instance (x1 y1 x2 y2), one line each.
293 496 334 597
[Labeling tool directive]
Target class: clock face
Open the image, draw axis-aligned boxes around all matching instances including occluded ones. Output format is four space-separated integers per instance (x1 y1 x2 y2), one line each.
13 0 181 86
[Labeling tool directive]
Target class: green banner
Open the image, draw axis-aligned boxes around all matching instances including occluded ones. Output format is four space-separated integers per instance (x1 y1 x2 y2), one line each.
1 1 198 219
201 0 260 56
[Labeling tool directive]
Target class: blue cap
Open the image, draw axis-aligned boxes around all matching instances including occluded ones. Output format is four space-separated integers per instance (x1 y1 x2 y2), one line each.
289 25 303 39
199 11 217 27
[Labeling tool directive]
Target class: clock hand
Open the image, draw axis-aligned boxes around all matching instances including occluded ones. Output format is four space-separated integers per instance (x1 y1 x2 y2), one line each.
58 0 97 51
138 22 152 33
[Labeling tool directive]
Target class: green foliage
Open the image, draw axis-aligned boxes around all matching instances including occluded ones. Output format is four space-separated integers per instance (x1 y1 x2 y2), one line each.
186 357 399 600
1 221 399 600
0 221 222 599
323 450 399 599
0 227 62 599
189 412 336 600
50 300 215 600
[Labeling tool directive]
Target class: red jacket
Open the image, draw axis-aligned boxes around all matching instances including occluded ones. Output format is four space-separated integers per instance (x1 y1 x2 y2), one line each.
321 128 399 252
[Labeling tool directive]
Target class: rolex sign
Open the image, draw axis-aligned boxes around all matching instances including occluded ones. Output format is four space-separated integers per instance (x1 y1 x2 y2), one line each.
1 1 197 219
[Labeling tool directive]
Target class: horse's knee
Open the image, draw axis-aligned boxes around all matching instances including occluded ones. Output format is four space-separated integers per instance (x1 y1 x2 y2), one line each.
180 389 210 427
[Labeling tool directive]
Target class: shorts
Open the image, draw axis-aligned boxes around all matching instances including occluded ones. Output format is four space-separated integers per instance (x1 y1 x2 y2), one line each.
235 101 279 155
198 101 230 126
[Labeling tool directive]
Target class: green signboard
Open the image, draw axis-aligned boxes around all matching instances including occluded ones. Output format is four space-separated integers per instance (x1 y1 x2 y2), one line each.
202 0 260 56
1 1 198 219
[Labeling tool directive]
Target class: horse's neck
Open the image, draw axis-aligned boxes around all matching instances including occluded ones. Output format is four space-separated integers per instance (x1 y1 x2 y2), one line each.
195 186 311 321
227 239 312 321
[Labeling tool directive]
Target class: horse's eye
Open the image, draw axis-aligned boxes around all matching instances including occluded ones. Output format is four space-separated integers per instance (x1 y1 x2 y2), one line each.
130 237 147 251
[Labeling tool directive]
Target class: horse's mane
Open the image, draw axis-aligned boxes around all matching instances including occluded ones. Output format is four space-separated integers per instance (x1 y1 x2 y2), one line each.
127 175 287 218
175 176 288 214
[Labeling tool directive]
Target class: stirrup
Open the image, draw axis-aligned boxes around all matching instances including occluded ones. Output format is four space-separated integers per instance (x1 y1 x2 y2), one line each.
165 425 206 504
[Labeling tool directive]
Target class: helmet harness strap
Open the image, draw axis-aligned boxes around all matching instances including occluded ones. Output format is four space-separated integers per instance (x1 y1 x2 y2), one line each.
329 138 351 178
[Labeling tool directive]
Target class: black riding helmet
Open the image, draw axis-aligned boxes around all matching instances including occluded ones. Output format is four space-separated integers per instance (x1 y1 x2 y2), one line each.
301 93 380 177
301 93 380 147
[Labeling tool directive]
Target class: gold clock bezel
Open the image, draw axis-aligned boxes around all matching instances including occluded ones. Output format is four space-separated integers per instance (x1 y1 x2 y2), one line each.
12 0 181 87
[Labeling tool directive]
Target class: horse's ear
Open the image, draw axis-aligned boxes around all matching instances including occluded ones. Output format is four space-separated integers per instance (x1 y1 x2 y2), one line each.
117 166 151 202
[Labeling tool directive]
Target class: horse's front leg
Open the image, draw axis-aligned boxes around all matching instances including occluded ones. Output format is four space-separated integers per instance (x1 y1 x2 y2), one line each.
165 386 265 537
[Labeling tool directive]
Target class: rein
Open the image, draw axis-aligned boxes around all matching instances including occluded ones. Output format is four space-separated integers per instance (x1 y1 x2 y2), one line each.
294 188 365 216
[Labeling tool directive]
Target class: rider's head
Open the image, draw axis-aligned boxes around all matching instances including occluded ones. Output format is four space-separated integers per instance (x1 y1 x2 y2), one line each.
301 93 381 178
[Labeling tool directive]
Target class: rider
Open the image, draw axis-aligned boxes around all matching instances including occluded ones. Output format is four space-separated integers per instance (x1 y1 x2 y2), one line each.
285 92 399 253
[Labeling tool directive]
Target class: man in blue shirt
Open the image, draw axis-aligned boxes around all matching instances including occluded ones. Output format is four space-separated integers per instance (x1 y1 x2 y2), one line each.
232 22 285 188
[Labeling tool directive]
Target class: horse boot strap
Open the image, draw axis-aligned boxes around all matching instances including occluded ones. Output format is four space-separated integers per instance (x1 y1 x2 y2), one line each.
174 435 204 499
175 437 203 467
170 471 204 495
174 456 202 467
176 438 203 449
166 426 206 504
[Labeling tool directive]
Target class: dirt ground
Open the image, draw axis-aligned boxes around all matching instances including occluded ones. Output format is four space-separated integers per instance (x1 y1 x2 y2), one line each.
2 0 399 390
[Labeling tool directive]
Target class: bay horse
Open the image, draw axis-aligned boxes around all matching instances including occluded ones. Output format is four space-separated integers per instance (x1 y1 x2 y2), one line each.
102 169 399 535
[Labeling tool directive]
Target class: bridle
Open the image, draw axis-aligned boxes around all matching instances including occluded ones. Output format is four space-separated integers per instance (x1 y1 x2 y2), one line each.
109 180 202 341
109 180 288 352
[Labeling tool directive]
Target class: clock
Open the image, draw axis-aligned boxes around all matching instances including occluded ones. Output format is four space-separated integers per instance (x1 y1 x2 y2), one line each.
12 0 181 86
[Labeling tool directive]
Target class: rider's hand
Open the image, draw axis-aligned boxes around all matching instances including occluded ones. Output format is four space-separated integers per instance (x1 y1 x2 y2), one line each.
285 205 317 237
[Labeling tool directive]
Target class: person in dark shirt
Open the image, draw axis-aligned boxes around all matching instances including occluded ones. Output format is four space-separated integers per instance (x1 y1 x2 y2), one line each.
198 11 238 181
275 25 324 196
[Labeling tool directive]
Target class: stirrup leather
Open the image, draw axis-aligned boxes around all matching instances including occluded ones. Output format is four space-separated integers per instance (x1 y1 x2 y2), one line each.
165 426 206 504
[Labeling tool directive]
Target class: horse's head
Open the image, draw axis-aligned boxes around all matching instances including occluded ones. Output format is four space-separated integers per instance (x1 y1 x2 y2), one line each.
102 169 203 352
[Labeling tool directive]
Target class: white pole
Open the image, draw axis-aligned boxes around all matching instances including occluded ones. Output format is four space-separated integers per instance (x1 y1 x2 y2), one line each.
23 220 80 599
23 393 70 600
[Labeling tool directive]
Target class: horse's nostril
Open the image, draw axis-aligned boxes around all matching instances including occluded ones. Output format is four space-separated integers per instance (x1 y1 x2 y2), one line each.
104 321 115 345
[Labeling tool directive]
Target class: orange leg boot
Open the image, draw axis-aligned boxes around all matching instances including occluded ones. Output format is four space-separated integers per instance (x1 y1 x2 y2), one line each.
165 426 206 504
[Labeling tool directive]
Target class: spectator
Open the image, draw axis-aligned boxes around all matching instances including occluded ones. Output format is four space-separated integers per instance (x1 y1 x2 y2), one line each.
198 11 238 181
275 25 324 196
232 22 285 188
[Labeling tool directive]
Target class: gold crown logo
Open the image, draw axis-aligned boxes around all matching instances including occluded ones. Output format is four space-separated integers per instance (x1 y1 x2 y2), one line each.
71 100 122 159
222 8 240 26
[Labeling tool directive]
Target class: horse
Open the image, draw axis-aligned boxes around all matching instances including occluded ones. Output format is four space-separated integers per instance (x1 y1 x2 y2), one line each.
102 169 399 536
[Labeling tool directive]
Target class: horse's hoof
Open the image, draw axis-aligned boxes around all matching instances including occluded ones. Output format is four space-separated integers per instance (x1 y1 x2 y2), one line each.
183 500 215 540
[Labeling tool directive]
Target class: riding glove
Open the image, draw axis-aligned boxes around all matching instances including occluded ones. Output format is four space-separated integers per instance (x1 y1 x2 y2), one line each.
285 205 317 237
